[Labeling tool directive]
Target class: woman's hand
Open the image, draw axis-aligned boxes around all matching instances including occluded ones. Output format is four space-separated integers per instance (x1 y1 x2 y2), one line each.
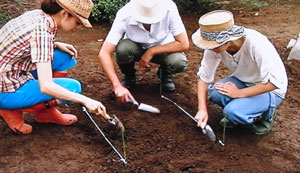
84 98 107 119
54 42 78 58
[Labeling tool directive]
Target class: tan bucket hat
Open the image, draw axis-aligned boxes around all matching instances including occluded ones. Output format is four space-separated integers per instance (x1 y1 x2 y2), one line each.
56 0 94 28
129 0 169 24
192 10 245 50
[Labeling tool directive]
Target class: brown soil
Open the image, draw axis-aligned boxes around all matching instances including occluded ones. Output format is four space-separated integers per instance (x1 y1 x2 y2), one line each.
1 1 300 172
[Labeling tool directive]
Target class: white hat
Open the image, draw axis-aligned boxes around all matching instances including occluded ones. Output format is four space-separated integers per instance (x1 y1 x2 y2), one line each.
192 10 245 49
129 0 168 24
56 0 94 28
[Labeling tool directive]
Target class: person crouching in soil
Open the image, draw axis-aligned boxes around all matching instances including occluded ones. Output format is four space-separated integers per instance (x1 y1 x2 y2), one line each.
192 10 288 135
98 0 189 104
0 0 107 134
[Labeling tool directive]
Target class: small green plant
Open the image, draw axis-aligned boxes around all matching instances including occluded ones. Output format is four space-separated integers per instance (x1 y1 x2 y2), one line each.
222 0 269 11
0 12 11 25
174 0 220 14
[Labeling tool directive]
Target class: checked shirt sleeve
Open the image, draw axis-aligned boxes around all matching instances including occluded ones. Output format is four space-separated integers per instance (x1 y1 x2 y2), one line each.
30 20 54 63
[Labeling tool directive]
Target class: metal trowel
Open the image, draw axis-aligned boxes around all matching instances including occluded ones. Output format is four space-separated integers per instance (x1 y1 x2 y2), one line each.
161 95 216 142
81 106 127 164
128 100 160 114
105 113 125 134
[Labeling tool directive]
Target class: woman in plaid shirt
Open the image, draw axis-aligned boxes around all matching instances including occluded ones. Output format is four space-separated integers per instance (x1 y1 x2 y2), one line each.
0 0 107 134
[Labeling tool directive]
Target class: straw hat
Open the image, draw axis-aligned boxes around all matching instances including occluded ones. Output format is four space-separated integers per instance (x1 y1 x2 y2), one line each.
129 0 168 24
56 0 94 28
192 10 245 49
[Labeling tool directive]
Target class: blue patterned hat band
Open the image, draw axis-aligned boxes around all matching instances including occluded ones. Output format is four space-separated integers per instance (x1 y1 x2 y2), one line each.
200 25 245 44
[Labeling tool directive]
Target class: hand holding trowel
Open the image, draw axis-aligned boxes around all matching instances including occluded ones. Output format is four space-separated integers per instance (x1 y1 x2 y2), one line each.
82 106 125 133
161 95 216 142
128 99 160 114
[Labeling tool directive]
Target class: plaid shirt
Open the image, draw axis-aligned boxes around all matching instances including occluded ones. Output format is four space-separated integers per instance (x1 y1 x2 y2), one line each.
0 9 57 93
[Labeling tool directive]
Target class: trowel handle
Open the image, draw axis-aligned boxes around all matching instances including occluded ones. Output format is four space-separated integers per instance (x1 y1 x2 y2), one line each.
127 99 139 106
103 113 111 120
105 114 117 125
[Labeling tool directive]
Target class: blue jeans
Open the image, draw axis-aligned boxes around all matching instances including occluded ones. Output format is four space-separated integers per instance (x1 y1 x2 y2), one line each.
208 76 283 125
0 49 81 109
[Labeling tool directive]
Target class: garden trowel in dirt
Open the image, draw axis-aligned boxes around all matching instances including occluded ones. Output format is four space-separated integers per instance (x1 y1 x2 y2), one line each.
128 100 160 114
82 106 127 164
161 95 217 143
158 70 222 145
103 112 125 134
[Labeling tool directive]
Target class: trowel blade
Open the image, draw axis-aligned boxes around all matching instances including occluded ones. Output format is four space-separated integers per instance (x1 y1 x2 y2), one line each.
138 103 160 114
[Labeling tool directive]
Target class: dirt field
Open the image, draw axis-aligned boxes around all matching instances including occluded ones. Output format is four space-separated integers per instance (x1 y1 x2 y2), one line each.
1 1 300 172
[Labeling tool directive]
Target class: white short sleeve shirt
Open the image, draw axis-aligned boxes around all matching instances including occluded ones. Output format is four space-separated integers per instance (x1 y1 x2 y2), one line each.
105 0 186 49
197 29 288 98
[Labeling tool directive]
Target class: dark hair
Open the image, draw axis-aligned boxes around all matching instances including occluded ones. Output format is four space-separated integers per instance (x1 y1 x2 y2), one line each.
41 0 63 14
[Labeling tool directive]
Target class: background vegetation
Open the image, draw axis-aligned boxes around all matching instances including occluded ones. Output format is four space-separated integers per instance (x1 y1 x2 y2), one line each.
0 0 270 25
90 0 269 23
0 0 26 25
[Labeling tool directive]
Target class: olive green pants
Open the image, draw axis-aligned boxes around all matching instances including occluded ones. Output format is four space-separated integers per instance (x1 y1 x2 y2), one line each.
115 39 188 76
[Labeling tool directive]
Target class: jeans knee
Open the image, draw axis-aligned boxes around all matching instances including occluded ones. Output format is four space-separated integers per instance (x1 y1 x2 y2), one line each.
70 79 82 94
53 49 77 72
223 106 239 124
54 49 72 59
224 105 252 125
55 78 82 94
116 39 141 64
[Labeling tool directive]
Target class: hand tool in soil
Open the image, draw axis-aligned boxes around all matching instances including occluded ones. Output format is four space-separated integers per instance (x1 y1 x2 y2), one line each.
103 111 125 134
158 69 223 146
128 100 160 114
82 106 127 164
161 95 217 142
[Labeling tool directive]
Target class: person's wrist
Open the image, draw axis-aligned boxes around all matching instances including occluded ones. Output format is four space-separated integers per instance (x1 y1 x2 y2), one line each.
113 82 123 91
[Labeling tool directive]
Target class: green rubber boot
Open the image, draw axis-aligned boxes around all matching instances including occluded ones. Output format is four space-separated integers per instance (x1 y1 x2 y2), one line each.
157 68 175 92
252 110 277 135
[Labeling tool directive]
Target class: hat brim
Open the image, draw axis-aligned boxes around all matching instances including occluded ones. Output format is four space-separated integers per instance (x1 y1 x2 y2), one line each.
132 13 166 24
129 1 167 24
56 1 93 28
192 28 242 50
76 15 92 28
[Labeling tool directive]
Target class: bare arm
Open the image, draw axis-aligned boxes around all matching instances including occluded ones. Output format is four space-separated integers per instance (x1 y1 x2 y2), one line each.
36 61 106 117
98 41 137 103
214 81 276 98
140 32 189 67
195 79 209 128
150 32 189 54
98 41 121 89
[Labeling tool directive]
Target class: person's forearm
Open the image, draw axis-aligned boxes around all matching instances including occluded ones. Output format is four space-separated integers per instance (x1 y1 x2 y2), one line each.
40 81 89 105
239 82 276 98
98 53 122 89
197 79 209 111
98 42 123 89
149 32 189 55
